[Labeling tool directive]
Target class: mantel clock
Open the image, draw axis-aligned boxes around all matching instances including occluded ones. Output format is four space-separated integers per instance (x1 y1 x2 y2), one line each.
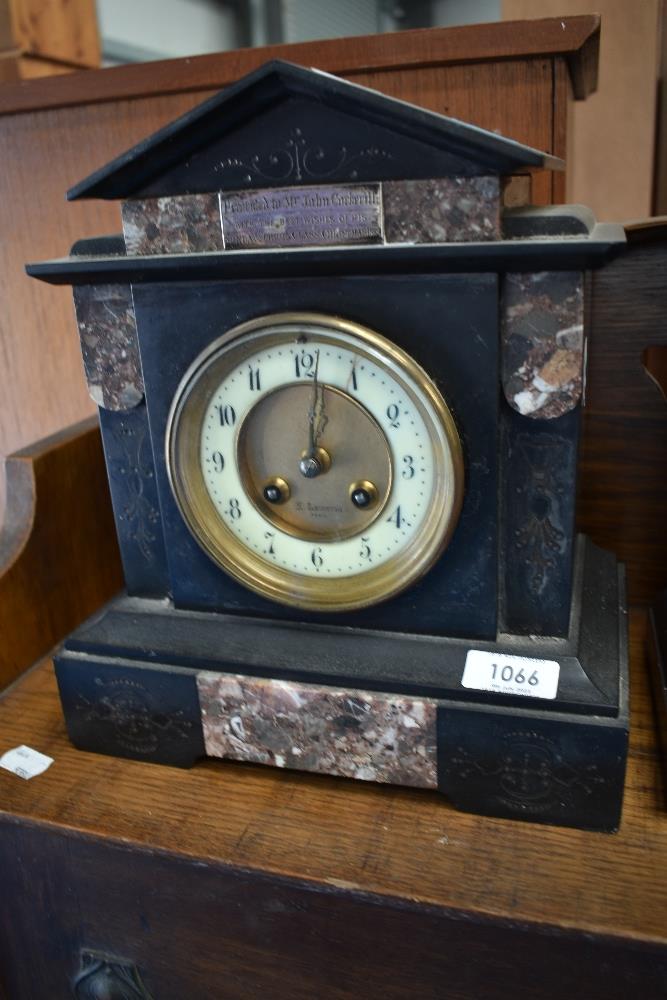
28 61 628 831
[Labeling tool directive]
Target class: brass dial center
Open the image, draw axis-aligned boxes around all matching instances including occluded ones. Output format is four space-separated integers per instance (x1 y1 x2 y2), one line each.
237 383 392 542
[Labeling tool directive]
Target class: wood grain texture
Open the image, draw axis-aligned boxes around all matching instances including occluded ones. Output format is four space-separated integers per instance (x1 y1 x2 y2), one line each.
578 230 667 604
0 0 100 67
0 418 122 690
0 810 665 1000
0 612 663 945
0 31 571 491
0 14 600 115
551 57 569 204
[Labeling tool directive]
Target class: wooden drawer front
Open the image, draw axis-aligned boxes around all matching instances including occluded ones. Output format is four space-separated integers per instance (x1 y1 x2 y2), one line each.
0 822 665 999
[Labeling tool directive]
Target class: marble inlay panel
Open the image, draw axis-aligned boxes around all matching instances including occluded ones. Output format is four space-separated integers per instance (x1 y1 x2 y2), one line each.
501 271 584 420
383 176 500 243
121 194 223 255
73 284 143 411
197 672 438 789
120 177 503 254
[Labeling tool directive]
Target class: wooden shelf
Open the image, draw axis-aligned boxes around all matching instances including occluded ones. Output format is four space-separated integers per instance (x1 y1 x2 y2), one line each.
0 611 665 998
0 15 599 116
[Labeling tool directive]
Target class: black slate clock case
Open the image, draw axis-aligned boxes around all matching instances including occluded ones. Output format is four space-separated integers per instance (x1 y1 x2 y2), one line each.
28 62 628 831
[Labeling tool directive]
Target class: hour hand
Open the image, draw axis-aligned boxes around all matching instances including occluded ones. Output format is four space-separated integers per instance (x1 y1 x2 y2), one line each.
300 350 329 478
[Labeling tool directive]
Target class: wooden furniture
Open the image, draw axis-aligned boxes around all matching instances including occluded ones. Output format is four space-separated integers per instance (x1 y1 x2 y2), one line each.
0 14 599 502
0 419 122 691
0 0 100 81
579 221 667 605
0 614 664 998
3 18 667 999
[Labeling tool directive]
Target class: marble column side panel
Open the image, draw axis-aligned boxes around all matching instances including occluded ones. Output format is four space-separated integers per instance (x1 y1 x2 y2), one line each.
383 177 500 243
121 194 223 255
73 284 143 411
501 271 584 420
197 672 438 789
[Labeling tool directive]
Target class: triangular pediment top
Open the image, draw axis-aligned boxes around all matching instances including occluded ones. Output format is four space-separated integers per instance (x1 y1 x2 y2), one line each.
67 60 562 201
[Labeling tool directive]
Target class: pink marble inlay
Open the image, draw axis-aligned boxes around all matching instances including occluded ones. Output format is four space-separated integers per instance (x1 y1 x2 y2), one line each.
196 672 438 789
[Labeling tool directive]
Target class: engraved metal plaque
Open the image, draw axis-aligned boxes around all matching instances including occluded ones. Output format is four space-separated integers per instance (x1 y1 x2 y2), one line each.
220 183 383 249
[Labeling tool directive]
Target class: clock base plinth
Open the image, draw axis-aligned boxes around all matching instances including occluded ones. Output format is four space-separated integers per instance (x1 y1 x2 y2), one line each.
54 536 628 832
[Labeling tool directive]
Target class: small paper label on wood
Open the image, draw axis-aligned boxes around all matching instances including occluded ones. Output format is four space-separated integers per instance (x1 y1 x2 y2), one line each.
462 650 560 700
220 184 383 249
0 745 54 780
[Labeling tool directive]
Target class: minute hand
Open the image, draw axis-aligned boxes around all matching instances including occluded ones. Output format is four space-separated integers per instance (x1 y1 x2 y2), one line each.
307 350 327 455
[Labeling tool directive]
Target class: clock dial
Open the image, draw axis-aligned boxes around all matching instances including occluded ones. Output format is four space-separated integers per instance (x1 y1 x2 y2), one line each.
166 314 463 611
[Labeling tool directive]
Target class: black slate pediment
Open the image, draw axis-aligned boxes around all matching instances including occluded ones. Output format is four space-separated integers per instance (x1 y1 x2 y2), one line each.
68 60 562 201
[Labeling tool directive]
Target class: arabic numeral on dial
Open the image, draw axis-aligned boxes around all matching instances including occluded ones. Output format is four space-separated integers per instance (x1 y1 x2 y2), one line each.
402 455 415 479
211 451 225 473
360 536 372 561
386 403 400 428
248 367 261 391
386 505 409 529
295 351 315 378
216 404 236 427
264 531 275 555
227 498 242 520
311 546 324 568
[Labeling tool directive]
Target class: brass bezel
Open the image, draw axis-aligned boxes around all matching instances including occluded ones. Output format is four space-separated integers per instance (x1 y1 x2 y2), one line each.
165 312 464 612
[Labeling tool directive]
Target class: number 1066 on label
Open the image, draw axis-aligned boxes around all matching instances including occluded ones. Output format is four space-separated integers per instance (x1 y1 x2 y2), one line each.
462 650 560 700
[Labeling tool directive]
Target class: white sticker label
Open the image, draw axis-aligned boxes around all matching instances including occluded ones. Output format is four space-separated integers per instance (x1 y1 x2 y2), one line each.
462 650 560 700
0 745 54 780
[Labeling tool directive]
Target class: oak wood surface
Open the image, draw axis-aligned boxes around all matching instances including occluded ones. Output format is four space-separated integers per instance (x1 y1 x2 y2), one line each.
0 24 577 511
0 418 122 690
0 810 665 1000
0 610 663 945
0 14 599 116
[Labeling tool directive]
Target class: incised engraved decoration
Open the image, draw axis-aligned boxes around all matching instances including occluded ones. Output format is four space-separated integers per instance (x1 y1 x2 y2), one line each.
450 729 608 816
109 420 161 562
215 126 393 185
512 433 568 596
77 677 192 755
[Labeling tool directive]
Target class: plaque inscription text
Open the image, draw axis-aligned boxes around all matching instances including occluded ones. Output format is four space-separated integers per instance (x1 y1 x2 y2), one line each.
220 183 383 249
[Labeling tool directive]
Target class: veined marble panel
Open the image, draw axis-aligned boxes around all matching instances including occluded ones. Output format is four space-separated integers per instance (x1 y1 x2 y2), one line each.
73 284 143 411
197 672 438 789
502 271 584 420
